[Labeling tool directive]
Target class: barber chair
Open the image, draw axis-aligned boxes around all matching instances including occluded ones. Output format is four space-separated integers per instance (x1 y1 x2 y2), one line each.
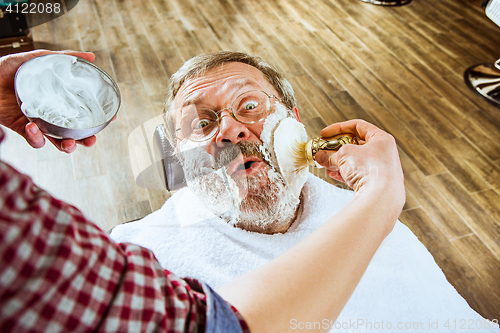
128 114 186 192
360 0 412 6
152 124 186 191
464 0 500 108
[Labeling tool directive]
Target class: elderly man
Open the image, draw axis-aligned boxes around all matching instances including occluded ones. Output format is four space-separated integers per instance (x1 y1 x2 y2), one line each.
110 52 497 332
0 50 407 332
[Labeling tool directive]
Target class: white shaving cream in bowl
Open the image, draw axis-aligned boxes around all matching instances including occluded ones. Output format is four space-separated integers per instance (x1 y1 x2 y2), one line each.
15 54 120 140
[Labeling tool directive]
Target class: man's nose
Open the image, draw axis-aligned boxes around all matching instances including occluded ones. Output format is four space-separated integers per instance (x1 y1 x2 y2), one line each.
215 110 252 145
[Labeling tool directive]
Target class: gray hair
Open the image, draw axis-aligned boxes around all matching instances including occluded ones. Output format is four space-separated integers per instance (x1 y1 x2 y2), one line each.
163 51 296 147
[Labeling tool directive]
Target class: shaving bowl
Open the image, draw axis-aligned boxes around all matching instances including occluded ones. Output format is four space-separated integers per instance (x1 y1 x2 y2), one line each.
14 54 121 140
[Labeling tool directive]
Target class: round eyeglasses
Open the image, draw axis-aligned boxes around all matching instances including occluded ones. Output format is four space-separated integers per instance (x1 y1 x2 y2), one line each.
177 90 282 142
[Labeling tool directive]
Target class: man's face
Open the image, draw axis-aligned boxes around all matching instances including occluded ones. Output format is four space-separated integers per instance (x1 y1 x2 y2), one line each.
173 62 301 233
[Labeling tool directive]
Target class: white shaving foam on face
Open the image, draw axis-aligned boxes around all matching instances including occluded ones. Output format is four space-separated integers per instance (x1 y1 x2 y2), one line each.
259 101 288 152
15 54 119 129
273 118 310 199
179 139 243 225
259 101 309 204
258 101 287 178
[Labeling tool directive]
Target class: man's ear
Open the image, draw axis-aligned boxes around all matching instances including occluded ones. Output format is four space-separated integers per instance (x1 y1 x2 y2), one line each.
292 106 301 122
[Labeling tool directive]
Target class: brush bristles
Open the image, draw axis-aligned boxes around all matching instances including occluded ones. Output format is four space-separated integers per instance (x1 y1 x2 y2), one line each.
291 141 309 173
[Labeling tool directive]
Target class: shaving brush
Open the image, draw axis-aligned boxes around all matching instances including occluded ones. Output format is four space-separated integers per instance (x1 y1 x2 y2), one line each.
273 118 359 174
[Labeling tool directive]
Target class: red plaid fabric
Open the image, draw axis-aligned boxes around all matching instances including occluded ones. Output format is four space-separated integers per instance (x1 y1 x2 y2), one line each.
0 129 249 332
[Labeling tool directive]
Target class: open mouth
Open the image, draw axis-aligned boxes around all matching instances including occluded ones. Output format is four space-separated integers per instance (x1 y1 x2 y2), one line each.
237 160 258 171
228 157 263 177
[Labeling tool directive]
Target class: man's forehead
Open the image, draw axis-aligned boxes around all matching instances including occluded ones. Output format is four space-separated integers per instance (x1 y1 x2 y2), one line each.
180 78 258 107
175 63 273 102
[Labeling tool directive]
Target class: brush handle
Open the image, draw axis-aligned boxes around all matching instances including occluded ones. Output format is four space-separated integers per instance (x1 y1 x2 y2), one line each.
316 134 359 152
306 134 359 166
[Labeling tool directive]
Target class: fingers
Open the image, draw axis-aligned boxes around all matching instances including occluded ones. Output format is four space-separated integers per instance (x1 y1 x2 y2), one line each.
57 50 95 63
77 135 97 147
327 170 344 183
24 122 45 149
314 150 333 168
9 49 95 69
315 150 346 182
320 119 384 142
314 149 345 172
45 131 97 153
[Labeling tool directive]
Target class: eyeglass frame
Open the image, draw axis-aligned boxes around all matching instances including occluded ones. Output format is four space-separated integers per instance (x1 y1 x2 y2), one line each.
175 89 284 142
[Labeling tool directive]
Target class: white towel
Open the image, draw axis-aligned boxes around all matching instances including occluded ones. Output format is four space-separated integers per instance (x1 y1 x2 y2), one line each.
110 174 497 332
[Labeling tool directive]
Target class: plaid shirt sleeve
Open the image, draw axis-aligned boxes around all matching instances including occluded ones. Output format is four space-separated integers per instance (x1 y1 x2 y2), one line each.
0 130 250 333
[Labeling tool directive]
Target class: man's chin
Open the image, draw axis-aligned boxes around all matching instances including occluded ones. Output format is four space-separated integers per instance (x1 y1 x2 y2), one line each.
232 168 270 196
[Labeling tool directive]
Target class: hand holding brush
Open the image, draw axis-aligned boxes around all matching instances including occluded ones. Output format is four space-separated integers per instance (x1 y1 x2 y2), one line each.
314 119 405 198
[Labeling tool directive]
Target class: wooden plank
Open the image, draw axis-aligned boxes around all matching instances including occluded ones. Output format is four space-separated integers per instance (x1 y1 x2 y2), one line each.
285 0 327 32
408 120 489 193
168 0 207 31
338 17 389 55
320 57 385 114
271 24 346 96
292 83 321 125
114 0 169 96
402 190 420 211
52 4 81 44
422 98 500 162
350 67 419 123
448 138 500 190
397 34 464 76
308 0 350 21
422 8 500 59
191 28 223 54
399 150 472 239
314 28 368 71
371 106 445 176
438 0 500 39
329 91 378 123
91 1 142 84
209 0 237 16
149 0 179 21
165 19 204 60
141 21 186 76
406 62 479 113
302 116 327 137
430 173 500 258
452 234 500 300
292 75 348 126
410 21 480 65
197 2 247 52
472 189 500 225
323 19 383 67
223 14 262 54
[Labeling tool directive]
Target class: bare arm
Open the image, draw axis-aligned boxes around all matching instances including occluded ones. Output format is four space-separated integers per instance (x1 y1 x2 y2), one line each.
217 119 405 332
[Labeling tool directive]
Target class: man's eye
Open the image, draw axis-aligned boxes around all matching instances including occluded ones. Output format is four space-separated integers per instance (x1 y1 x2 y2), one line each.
193 119 211 129
243 101 259 110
